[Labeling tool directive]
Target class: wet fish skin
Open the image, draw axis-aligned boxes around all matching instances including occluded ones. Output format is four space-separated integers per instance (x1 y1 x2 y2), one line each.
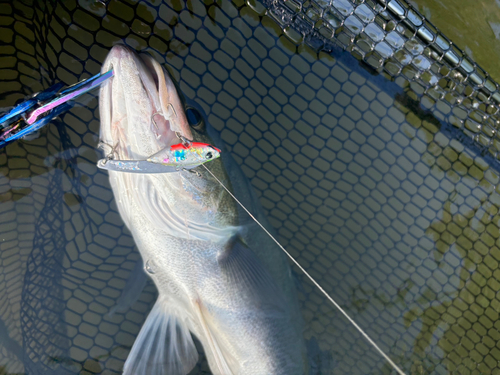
99 45 305 375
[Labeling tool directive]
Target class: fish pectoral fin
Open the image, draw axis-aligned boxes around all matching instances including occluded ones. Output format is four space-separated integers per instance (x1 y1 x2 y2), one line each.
193 299 234 375
123 297 198 375
218 236 287 311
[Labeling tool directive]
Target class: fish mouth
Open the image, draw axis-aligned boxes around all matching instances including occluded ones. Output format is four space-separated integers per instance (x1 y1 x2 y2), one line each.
99 45 192 161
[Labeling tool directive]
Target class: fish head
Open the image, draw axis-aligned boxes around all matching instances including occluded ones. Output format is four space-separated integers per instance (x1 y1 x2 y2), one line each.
99 44 193 160
99 45 238 238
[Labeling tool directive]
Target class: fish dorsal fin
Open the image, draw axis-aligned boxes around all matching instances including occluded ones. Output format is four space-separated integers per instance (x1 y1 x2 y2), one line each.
123 296 198 375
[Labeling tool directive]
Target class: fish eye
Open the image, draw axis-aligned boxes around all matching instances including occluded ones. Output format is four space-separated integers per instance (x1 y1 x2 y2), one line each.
186 107 205 131
206 152 213 159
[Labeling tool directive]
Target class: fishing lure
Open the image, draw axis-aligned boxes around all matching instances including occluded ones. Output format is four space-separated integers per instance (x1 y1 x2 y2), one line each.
0 70 114 149
97 141 221 174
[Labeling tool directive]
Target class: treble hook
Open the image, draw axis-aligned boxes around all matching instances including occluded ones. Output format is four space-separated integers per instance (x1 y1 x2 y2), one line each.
175 132 192 147
182 168 201 177
152 105 177 131
166 103 177 119
151 112 162 129
97 141 117 162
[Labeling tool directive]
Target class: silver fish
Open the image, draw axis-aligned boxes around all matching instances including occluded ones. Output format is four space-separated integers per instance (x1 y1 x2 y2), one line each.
99 45 306 375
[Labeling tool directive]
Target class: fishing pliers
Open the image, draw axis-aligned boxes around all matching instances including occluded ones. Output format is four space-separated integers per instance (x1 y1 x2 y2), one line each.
0 70 114 149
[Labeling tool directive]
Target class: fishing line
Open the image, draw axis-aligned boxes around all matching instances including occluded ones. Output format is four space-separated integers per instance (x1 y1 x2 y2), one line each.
201 163 406 375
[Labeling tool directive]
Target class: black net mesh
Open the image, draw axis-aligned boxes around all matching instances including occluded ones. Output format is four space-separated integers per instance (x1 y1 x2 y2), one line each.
2 0 500 374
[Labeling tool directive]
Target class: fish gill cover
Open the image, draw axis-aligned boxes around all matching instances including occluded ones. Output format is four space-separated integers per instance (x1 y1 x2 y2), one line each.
1 0 500 374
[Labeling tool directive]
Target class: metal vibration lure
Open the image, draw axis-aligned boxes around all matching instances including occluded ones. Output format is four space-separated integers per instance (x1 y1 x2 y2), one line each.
96 140 221 174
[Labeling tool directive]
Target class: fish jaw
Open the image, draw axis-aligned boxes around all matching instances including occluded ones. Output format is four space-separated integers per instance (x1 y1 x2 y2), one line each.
99 44 192 161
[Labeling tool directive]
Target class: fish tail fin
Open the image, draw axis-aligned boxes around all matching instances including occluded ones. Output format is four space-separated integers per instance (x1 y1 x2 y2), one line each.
123 296 198 375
